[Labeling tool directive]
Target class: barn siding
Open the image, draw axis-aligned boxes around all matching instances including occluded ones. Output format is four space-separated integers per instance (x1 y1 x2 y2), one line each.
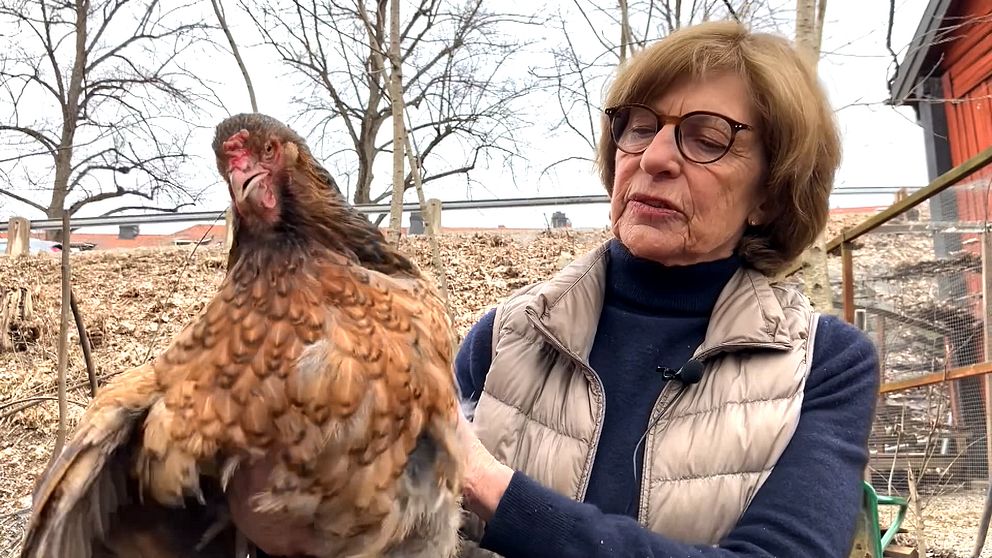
942 0 992 166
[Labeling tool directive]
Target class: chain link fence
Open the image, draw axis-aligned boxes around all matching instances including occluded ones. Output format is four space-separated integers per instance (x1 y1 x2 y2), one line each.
824 151 992 557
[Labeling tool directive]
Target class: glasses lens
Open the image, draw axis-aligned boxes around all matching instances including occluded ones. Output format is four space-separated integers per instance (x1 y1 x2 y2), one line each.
611 106 658 153
679 114 734 163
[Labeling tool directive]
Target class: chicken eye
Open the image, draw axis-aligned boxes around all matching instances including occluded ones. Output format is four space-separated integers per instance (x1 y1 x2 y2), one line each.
264 142 274 156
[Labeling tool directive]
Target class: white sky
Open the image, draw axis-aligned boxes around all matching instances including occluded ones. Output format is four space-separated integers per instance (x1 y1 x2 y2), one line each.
0 0 934 234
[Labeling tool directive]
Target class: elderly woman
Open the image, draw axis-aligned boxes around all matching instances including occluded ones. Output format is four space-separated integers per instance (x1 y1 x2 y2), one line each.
454 20 878 558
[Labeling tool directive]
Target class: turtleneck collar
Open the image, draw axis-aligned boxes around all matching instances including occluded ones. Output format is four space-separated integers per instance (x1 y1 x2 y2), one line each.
604 237 742 317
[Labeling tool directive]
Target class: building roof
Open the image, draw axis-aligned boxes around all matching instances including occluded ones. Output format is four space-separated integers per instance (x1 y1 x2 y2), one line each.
3 206 886 252
889 0 954 106
170 224 225 243
15 225 226 251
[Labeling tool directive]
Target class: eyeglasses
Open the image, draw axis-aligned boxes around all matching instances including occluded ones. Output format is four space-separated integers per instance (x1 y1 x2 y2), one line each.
604 104 754 164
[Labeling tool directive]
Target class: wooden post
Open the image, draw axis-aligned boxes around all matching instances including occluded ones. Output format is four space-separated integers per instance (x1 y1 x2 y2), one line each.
841 241 855 324
225 206 234 252
946 337 968 459
982 229 992 478
877 314 888 385
7 217 30 257
404 145 450 314
426 198 442 232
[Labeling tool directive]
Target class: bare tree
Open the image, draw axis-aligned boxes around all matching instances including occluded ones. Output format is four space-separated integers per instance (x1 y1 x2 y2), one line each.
0 0 214 234
794 0 832 312
534 0 784 177
385 0 404 242
243 0 539 208
211 0 258 112
795 0 827 63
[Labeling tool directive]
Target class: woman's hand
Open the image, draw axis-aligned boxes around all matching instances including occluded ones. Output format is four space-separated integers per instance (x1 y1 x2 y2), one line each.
456 409 514 521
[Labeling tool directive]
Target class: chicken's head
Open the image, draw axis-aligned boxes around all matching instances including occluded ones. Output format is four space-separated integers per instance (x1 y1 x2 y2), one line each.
211 113 413 275
212 114 312 227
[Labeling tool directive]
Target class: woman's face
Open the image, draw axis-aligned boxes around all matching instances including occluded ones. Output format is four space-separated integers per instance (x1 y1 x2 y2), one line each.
610 72 767 266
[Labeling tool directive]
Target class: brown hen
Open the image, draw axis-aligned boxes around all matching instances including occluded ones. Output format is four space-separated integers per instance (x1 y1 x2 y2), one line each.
19 114 465 558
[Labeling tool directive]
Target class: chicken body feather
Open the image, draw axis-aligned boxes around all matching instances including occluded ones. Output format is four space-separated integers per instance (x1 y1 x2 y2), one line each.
19 114 465 558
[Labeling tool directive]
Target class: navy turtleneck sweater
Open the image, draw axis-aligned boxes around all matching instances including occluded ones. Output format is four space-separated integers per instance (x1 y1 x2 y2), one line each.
585 241 739 517
455 239 879 558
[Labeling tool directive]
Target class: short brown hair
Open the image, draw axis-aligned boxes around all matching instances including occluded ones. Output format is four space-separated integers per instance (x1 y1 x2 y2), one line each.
597 21 841 276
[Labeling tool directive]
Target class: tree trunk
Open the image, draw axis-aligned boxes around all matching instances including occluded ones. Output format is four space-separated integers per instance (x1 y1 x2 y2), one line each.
795 0 817 59
795 0 827 61
814 0 828 57
354 4 389 206
47 0 89 241
386 0 405 245
354 142 375 204
795 0 832 313
354 102 387 205
618 0 630 63
52 212 72 464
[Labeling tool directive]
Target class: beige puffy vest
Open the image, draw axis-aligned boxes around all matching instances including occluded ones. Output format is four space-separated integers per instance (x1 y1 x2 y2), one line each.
460 241 819 555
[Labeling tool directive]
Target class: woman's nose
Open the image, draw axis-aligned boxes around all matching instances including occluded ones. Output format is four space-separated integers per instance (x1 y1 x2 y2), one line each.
638 126 683 178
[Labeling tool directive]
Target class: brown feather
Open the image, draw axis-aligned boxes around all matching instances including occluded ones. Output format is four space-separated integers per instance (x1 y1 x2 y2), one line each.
20 113 464 558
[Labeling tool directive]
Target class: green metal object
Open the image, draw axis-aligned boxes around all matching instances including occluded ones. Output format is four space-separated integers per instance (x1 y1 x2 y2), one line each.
850 481 909 558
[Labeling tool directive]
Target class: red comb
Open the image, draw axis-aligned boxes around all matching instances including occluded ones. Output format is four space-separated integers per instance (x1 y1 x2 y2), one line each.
222 129 250 155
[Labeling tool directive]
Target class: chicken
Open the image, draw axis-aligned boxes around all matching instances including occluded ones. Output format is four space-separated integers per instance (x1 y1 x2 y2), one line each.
19 113 465 558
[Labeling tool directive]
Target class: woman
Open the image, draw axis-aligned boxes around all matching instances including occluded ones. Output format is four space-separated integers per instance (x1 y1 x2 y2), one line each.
454 20 879 558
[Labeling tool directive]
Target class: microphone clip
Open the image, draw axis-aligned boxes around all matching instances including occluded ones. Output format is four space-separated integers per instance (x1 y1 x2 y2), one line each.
656 359 706 385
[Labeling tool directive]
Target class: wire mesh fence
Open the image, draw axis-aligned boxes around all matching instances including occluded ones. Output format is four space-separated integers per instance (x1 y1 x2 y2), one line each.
829 157 992 557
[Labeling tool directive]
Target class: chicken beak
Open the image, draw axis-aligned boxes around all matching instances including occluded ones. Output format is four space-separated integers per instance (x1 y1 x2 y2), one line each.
229 164 270 206
230 165 258 202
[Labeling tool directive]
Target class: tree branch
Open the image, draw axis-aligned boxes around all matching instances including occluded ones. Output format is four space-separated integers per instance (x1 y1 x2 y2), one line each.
0 124 60 156
0 0 209 222
885 0 900 93
0 187 48 213
249 0 534 206
211 0 258 111
99 202 196 217
721 0 741 22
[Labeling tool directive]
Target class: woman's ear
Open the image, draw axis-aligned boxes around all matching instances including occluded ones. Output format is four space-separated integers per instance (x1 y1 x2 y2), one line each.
747 212 766 227
747 200 771 228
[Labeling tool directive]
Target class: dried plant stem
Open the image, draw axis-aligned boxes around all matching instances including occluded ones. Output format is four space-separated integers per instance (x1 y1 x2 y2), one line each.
0 396 86 412
69 289 97 397
0 507 29 520
973 479 992 558
908 466 927 558
403 134 450 313
0 376 115 421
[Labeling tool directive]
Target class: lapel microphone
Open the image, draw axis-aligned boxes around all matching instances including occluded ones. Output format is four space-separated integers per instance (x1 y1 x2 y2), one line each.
625 357 708 517
656 358 705 385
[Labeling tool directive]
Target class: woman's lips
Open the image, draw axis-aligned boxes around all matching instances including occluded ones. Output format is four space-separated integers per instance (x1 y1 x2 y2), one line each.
626 199 682 220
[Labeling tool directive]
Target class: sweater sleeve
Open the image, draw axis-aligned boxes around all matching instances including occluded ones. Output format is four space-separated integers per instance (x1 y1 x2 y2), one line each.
454 308 497 406
479 314 880 558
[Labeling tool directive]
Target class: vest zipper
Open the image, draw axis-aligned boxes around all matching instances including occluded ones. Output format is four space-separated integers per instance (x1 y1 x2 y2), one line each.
525 309 606 503
635 380 684 524
635 339 792 525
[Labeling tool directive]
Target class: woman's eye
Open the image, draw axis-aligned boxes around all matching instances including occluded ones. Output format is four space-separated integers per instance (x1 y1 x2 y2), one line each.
697 137 727 149
627 125 656 138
